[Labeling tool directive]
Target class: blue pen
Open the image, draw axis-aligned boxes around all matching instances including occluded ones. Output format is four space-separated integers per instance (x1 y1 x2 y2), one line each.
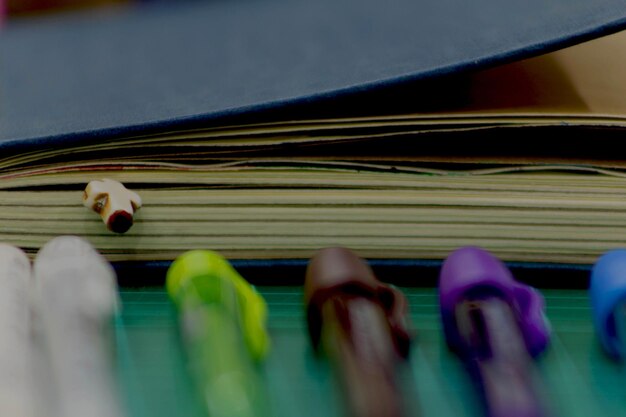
590 249 626 359
439 247 552 417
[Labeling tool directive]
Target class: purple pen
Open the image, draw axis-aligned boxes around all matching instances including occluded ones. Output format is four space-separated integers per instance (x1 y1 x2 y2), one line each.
439 247 552 417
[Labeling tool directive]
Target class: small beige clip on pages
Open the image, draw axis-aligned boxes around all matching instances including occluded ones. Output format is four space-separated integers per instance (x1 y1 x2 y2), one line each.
0 244 35 417
34 236 123 417
83 179 142 233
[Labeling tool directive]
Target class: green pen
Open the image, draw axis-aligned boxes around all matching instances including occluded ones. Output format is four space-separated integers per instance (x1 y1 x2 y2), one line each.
166 250 270 417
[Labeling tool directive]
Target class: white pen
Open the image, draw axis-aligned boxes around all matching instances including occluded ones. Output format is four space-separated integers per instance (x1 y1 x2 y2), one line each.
0 244 35 417
33 236 123 417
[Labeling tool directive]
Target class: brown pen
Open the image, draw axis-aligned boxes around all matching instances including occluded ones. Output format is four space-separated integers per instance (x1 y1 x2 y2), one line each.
305 247 412 417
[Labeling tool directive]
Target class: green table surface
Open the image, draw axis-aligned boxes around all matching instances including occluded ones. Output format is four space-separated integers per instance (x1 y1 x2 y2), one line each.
115 287 626 417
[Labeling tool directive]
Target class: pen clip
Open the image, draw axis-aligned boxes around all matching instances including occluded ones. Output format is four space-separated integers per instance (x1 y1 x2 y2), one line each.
439 246 550 357
228 266 271 362
377 284 412 357
308 282 411 358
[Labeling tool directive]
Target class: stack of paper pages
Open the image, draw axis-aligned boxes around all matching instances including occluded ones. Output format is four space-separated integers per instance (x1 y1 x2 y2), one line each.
2 0 626 264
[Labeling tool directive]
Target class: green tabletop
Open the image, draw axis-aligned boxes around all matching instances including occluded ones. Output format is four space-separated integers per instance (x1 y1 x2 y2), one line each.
114 287 625 417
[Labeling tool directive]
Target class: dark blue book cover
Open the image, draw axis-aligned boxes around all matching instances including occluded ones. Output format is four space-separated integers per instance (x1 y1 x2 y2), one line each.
1 0 626 149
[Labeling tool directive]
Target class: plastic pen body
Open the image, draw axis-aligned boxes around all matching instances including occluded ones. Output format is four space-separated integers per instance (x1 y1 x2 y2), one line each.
590 249 626 360
178 295 265 417
439 247 552 417
305 247 412 417
455 296 548 417
320 294 404 417
167 250 270 417
33 236 122 417
0 245 35 417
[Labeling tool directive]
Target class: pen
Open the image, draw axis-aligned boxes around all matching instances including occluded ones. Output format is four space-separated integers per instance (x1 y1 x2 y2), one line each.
166 250 270 417
0 244 35 417
304 247 411 417
590 249 626 359
439 246 551 417
33 236 123 417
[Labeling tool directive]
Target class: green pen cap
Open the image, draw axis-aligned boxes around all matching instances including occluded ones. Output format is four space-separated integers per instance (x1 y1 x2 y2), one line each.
166 250 270 361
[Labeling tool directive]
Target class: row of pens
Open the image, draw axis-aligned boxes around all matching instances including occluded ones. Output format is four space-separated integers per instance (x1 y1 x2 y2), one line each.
1 236 625 417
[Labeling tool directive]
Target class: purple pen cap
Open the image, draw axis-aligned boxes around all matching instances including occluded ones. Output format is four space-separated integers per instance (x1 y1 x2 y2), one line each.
439 247 550 357
590 249 626 359
304 247 411 358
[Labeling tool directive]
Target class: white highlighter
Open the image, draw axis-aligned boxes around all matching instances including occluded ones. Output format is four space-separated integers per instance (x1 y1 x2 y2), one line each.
0 244 35 417
34 236 122 417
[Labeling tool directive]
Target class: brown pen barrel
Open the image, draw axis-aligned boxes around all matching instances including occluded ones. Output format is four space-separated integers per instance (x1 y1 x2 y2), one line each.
305 247 412 417
321 294 404 417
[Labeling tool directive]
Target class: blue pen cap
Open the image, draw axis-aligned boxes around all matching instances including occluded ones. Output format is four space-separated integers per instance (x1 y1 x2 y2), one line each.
590 249 626 359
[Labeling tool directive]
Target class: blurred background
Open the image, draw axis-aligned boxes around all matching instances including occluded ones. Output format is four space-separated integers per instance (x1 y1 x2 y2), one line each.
4 0 125 16
0 0 197 19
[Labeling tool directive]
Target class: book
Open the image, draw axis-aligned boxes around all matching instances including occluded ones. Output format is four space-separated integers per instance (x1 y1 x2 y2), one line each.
2 1 626 265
